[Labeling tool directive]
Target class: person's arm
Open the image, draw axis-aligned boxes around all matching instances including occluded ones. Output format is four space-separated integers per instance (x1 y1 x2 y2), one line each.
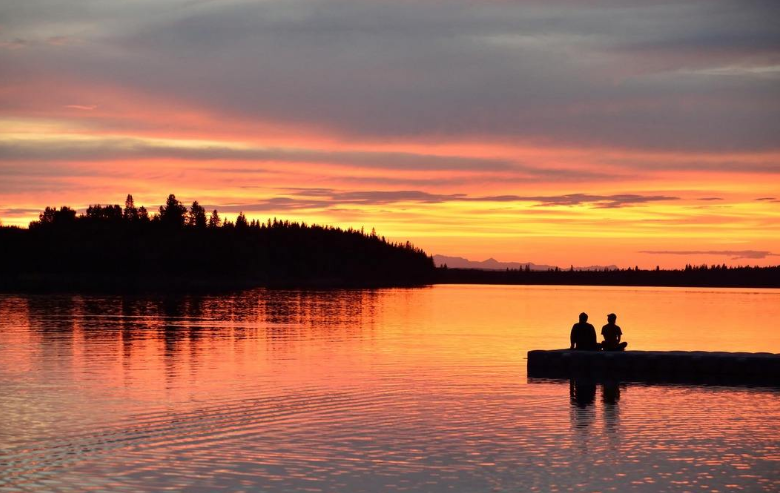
570 325 576 349
616 326 622 343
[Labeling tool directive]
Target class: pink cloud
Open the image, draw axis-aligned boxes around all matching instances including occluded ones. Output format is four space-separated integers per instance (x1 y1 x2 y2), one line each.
64 104 98 111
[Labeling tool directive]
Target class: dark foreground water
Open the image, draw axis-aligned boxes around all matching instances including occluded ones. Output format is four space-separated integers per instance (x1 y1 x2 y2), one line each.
1 285 779 492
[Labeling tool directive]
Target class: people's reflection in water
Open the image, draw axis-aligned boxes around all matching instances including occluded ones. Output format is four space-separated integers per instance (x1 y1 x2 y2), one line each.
602 381 620 405
570 379 597 431
569 379 623 432
601 380 621 437
570 380 596 409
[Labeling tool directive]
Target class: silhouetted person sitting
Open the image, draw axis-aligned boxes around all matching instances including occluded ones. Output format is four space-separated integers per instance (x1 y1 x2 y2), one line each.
601 313 628 351
570 312 599 350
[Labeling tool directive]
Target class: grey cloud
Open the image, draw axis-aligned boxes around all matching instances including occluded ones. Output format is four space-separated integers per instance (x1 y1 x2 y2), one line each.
613 1 780 56
4 139 775 185
0 162 105 177
302 190 467 204
0 35 79 50
698 197 723 201
470 193 679 208
209 197 332 213
210 190 466 212
0 177 82 194
0 38 28 49
2 0 778 151
312 189 680 208
214 188 679 212
0 139 514 171
599 157 780 174
0 139 620 184
0 208 41 215
640 250 780 260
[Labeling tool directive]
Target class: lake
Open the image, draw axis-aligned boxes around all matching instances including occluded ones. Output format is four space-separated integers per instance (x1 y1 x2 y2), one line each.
1 285 779 492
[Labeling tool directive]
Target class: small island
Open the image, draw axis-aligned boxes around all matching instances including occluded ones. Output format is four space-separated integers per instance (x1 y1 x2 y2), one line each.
0 194 436 291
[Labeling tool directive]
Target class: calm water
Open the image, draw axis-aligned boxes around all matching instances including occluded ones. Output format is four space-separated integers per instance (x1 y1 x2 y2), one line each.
1 285 779 492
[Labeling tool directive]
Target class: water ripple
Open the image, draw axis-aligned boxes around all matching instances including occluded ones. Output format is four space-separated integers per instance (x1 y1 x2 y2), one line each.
1 287 780 492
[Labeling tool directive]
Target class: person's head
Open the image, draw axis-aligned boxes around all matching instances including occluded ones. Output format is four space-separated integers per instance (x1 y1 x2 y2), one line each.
607 313 617 323
579 312 588 323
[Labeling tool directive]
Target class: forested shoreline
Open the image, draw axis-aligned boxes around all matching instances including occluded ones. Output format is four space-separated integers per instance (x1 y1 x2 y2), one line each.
0 194 436 291
436 265 780 288
1 194 777 292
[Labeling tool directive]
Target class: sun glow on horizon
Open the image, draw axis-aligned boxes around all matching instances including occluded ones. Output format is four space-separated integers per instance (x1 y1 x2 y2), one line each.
2 113 779 269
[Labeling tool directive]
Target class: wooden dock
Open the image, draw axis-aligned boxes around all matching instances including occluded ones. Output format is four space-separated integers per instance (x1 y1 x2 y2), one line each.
527 349 780 385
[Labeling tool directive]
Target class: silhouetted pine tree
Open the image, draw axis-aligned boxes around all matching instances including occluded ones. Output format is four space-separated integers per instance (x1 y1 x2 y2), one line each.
235 212 249 230
124 195 138 221
159 194 187 229
138 206 150 223
208 210 221 228
188 201 207 229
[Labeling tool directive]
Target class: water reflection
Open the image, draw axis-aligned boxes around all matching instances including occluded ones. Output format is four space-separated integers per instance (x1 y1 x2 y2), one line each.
1 287 780 492
569 379 624 431
4 291 385 385
602 381 621 442
602 381 621 406
570 379 597 409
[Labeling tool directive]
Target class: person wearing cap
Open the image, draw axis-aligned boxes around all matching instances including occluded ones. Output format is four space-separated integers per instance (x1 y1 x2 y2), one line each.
601 313 628 351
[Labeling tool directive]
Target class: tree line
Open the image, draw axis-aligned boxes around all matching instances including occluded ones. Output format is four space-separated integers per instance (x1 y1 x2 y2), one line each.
0 194 436 291
436 263 780 288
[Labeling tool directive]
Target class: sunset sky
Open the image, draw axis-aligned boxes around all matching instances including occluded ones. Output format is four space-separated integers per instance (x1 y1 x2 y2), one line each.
1 0 779 268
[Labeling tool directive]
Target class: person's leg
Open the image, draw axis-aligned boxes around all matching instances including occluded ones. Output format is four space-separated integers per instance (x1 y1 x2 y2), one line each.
619 342 627 350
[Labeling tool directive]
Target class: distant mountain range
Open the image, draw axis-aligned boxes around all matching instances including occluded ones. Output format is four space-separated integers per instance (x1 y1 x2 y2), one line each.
433 254 617 272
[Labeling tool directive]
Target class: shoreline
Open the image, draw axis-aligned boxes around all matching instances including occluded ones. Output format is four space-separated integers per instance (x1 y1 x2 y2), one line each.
0 274 435 294
1 276 778 294
435 267 780 289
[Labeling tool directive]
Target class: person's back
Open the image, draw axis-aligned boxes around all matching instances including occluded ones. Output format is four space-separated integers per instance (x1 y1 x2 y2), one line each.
570 312 598 350
601 313 628 351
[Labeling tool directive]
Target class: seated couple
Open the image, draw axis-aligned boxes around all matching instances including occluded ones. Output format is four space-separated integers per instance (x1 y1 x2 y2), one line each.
570 312 628 351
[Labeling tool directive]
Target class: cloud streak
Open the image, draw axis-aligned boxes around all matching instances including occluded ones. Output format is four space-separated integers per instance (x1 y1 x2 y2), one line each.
211 189 679 212
470 193 680 209
0 139 515 171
